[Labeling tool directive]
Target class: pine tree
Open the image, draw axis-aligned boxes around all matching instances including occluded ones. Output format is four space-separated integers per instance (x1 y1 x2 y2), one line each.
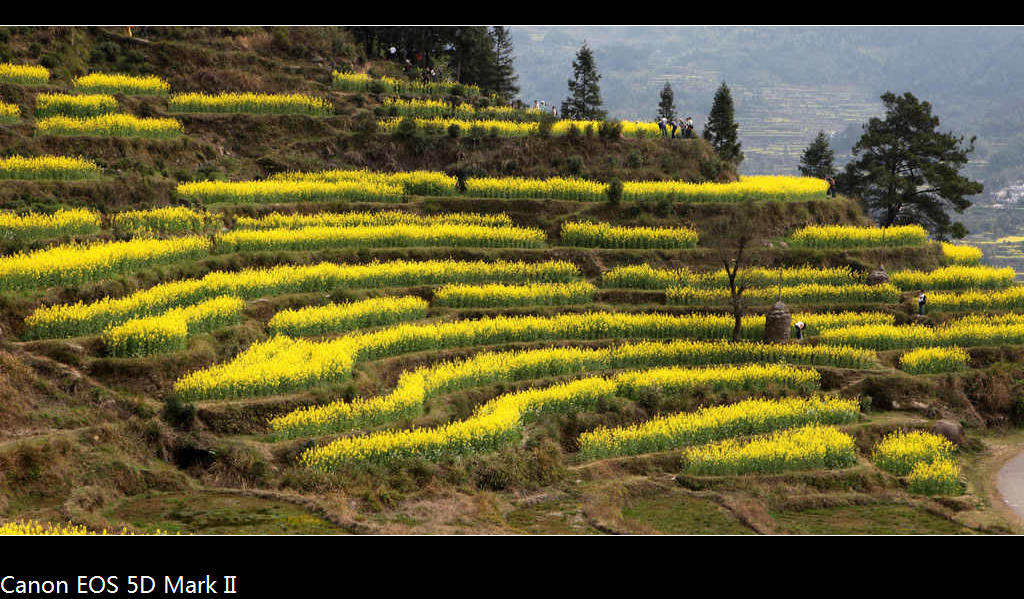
657 82 676 122
561 43 606 121
487 26 519 103
798 131 836 178
838 91 983 239
703 82 744 165
451 27 496 90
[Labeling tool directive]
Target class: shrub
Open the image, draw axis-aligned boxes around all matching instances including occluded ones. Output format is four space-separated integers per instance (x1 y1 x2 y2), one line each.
700 155 725 180
607 177 623 206
1012 398 1024 427
352 112 377 137
392 117 417 139
538 114 555 137
468 124 486 141
161 396 197 429
567 155 584 176
598 119 623 140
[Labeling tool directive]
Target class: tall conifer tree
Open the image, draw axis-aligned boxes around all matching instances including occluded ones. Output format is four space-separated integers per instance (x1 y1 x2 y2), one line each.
561 43 606 120
487 26 519 103
657 81 676 121
703 82 744 165
798 131 836 178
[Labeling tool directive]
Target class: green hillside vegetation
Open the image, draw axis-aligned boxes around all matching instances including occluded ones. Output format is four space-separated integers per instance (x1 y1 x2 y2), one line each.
0 26 1019 535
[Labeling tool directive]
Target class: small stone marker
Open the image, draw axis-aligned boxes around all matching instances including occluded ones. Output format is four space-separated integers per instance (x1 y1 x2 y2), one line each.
866 267 890 286
765 300 791 343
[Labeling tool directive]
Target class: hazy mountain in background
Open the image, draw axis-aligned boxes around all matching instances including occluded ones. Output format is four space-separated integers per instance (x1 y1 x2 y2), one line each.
510 25 1024 225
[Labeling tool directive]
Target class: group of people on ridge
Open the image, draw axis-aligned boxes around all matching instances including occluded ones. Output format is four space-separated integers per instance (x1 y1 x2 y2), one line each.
658 116 694 139
532 100 558 117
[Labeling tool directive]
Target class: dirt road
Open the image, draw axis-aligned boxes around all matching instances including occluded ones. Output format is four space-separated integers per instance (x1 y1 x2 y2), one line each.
998 451 1024 523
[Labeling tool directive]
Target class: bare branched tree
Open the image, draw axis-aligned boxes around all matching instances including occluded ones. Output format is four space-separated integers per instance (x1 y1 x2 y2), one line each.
706 199 772 341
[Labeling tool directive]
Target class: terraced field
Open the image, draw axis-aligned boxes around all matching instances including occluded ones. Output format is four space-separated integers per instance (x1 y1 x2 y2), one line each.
1 28 1021 536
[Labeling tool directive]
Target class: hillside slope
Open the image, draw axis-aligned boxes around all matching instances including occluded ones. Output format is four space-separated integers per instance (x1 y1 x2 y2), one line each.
0 26 1019 535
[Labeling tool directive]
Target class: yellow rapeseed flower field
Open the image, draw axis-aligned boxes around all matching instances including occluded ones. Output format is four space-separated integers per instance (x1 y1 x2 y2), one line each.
24 259 579 339
788 224 929 248
433 281 596 308
267 168 458 196
871 429 956 476
601 263 864 289
0 155 101 180
270 339 872 439
623 176 828 202
248 169 828 203
681 424 858 475
561 221 698 249
216 222 546 252
102 296 245 357
898 346 970 374
72 72 170 95
37 114 184 138
168 92 332 115
268 296 428 336
0 208 102 241
928 287 1024 311
234 210 511 230
179 310 845 403
579 396 860 460
819 315 1024 349
907 457 962 495
0 62 49 85
941 242 983 265
0 520 168 535
465 175 606 200
667 282 900 306
0 100 20 123
111 206 221 236
0 236 210 292
177 179 404 204
890 265 1014 290
298 364 826 468
35 92 118 118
